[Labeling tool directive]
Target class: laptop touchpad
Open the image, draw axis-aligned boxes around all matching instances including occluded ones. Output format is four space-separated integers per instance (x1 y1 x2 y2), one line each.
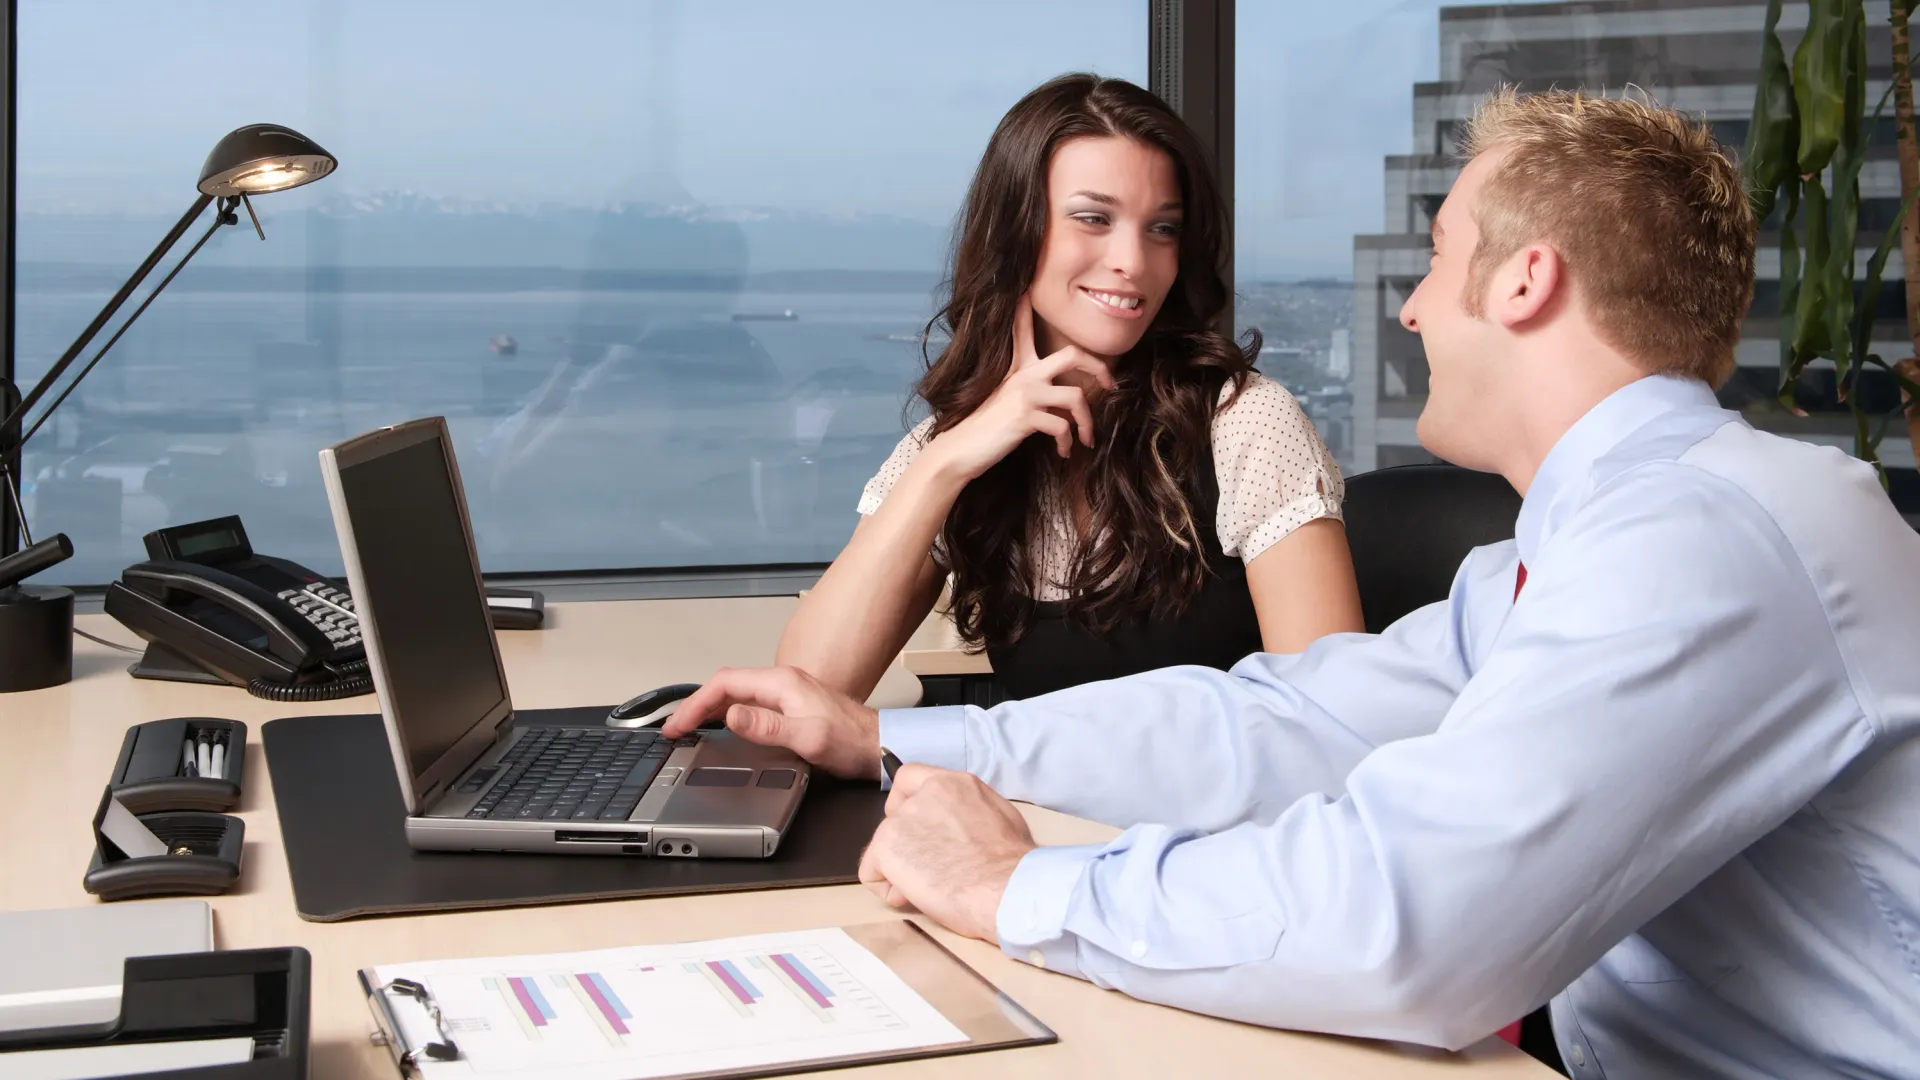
684 767 753 788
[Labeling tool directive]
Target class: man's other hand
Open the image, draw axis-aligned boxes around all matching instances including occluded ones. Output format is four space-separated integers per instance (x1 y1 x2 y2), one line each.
858 764 1036 942
662 666 882 780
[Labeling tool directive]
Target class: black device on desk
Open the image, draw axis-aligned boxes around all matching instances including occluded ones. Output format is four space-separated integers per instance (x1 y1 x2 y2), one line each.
104 515 544 701
0 947 311 1080
104 515 373 701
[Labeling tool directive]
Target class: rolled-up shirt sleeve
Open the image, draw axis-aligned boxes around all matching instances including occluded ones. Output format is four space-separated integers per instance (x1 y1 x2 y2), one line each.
1211 374 1344 562
856 417 935 517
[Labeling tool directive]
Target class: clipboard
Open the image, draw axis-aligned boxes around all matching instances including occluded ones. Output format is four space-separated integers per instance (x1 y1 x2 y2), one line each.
360 920 1054 1079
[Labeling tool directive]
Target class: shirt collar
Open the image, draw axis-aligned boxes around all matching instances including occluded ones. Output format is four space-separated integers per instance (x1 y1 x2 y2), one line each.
1513 374 1721 566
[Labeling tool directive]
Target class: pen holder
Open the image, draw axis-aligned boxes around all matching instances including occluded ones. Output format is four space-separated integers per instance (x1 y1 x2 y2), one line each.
84 788 244 901
108 716 245 813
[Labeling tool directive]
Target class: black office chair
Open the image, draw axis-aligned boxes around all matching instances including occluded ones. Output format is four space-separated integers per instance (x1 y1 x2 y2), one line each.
1343 463 1559 1069
1342 463 1524 633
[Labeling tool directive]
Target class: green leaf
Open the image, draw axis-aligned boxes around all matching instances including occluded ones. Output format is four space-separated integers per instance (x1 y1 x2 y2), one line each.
1795 0 1851 174
1792 176 1832 363
1851 183 1920 364
1743 0 1798 220
1853 397 1883 478
1777 184 1804 404
1823 0 1866 379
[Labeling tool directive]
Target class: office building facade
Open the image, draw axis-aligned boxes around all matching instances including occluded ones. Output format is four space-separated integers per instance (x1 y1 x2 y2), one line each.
1351 0 1915 478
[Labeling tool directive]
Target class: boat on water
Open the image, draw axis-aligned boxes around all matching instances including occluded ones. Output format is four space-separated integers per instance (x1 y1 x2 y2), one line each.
489 333 519 356
731 308 799 322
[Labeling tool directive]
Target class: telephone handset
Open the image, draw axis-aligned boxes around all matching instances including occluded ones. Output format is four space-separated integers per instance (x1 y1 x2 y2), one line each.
104 515 373 701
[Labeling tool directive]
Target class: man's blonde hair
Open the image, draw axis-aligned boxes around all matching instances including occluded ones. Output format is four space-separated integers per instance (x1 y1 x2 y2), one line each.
1461 88 1756 386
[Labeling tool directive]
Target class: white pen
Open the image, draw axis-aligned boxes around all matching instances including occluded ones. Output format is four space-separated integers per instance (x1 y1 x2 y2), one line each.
210 735 227 781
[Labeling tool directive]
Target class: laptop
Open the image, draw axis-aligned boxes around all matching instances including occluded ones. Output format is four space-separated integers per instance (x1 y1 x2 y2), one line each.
318 416 809 858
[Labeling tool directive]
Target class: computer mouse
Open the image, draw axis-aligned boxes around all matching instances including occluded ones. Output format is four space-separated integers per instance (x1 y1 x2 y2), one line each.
607 682 705 728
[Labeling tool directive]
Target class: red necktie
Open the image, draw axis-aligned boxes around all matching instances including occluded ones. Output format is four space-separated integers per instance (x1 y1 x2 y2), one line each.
1495 561 1528 1048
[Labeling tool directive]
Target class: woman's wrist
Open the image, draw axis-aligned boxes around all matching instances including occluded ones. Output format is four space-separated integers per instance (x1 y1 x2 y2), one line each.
905 436 980 493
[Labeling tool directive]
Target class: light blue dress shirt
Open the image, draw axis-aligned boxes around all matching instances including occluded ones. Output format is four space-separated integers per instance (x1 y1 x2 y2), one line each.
881 376 1920 1079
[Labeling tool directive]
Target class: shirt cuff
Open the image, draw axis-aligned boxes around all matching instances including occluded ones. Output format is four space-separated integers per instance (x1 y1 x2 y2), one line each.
996 844 1101 978
876 706 969 783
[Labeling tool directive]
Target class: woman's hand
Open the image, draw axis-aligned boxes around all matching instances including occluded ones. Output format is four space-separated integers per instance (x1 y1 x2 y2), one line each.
924 295 1116 481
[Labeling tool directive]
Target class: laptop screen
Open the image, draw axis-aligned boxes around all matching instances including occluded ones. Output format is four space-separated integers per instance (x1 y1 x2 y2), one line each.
333 424 507 780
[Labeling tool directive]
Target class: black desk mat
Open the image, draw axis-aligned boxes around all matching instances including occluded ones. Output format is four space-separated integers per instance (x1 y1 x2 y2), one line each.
261 708 884 922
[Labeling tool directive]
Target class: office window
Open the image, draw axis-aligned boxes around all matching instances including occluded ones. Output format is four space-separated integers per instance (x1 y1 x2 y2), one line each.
1234 0 1919 516
12 1 1147 584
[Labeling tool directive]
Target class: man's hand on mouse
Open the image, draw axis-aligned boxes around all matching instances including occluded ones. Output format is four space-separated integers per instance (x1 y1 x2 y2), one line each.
662 666 883 780
666 666 1034 944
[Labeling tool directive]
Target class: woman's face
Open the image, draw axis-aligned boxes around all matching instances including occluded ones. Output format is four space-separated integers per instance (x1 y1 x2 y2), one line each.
1028 135 1183 362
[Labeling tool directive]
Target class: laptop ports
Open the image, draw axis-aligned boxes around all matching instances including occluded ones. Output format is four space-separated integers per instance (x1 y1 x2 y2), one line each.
554 831 647 844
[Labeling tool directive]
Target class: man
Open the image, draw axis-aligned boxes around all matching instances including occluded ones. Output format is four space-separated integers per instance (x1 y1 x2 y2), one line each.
666 90 1920 1079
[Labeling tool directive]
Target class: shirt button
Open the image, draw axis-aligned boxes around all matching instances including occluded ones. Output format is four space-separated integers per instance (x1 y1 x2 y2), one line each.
1026 949 1046 969
1130 940 1147 959
1570 1044 1586 1068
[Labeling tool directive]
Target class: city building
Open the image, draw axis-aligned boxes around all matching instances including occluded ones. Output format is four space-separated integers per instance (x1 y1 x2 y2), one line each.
1352 0 1916 481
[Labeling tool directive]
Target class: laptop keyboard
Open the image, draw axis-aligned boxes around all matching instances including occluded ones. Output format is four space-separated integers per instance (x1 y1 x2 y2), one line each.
460 728 700 822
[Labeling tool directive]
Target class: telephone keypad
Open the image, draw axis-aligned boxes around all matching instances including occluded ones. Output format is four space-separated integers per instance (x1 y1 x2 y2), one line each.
277 586 362 650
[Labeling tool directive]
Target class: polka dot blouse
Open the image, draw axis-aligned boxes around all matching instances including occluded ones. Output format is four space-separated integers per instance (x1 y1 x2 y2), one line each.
856 372 1344 601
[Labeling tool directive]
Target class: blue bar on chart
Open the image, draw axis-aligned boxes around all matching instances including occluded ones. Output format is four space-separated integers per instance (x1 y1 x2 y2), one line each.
485 976 547 1040
513 976 556 1024
756 952 835 1019
688 960 756 1017
555 971 631 1043
771 954 834 1008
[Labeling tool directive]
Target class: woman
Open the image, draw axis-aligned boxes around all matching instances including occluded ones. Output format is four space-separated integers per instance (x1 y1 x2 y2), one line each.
778 73 1362 702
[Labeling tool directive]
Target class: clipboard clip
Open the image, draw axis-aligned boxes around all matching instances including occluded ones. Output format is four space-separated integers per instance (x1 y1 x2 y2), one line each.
371 977 461 1069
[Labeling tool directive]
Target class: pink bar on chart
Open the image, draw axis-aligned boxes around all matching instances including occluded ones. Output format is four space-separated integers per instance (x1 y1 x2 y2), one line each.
705 961 756 1006
576 975 631 1035
770 954 832 1010
508 978 548 1027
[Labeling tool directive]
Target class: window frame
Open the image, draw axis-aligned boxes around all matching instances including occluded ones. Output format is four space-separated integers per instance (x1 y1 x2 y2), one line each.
0 1 1231 601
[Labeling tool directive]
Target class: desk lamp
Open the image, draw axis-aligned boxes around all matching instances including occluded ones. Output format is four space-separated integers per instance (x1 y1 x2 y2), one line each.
0 124 336 693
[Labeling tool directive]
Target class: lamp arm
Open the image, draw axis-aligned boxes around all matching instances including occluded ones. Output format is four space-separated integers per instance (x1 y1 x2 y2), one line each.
0 191 215 447
11 203 237 453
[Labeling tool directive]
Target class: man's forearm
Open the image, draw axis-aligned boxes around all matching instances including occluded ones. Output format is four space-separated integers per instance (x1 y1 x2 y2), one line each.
881 659 1388 832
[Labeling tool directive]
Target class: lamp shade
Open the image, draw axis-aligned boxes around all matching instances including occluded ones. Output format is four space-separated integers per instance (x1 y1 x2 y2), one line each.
197 124 336 197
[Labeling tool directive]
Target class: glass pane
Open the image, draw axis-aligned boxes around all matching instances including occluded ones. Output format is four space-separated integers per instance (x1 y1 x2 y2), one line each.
1235 0 1919 519
14 1 1146 584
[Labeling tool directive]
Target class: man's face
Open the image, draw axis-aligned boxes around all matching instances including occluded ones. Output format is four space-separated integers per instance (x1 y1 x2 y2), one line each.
1399 150 1506 467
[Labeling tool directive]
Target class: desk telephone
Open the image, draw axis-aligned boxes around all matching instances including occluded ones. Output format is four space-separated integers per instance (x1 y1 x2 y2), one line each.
104 515 374 701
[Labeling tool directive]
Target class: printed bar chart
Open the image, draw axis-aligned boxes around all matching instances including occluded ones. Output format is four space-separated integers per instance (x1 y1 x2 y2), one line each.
484 976 554 1040
374 928 970 1075
554 972 631 1045
688 958 764 1017
770 953 836 1015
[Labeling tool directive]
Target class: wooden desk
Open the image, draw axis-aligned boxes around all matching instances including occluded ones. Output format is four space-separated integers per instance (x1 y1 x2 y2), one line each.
2 599 1548 1078
898 611 992 679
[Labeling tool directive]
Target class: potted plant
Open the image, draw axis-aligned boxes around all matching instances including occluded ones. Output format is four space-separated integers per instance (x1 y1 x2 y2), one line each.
1743 0 1920 481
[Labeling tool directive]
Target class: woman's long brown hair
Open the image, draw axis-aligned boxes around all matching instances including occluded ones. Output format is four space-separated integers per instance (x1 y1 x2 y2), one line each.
918 73 1258 651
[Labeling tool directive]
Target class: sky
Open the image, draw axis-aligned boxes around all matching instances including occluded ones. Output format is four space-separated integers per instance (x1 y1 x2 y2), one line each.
17 0 1556 280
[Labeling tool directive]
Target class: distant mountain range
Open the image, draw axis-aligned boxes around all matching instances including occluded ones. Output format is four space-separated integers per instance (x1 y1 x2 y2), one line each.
15 192 955 278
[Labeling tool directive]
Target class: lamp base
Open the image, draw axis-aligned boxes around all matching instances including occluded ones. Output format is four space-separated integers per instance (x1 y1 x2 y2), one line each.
0 584 75 693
